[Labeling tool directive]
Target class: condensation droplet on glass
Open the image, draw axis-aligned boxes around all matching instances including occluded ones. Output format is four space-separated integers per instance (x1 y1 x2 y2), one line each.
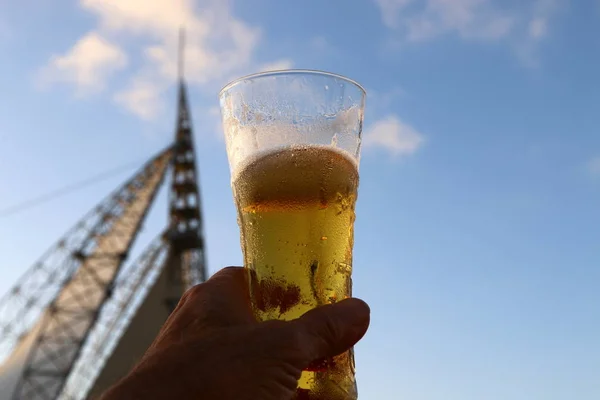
337 263 352 274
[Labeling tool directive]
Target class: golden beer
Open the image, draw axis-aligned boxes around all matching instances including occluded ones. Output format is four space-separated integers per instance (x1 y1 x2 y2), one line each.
220 69 366 399
233 145 359 400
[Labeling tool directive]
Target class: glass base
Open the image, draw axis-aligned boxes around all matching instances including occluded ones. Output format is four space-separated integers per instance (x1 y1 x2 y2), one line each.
292 350 357 400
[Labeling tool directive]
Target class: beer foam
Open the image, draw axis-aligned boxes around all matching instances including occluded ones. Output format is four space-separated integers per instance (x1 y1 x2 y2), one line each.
231 144 359 182
223 106 362 176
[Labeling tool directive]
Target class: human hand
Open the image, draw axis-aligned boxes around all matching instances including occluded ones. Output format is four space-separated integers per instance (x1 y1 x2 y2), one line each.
100 267 370 400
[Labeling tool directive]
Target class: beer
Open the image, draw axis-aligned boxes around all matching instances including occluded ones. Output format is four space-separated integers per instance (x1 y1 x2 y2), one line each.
220 69 366 399
233 145 359 399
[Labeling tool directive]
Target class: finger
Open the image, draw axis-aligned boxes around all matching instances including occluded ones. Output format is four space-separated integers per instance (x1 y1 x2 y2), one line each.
289 298 370 366
176 266 256 329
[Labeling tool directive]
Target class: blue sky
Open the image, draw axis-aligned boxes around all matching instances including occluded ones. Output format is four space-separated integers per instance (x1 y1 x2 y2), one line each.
1 0 600 398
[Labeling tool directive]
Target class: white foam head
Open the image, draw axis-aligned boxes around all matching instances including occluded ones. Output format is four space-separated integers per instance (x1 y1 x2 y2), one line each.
218 70 366 177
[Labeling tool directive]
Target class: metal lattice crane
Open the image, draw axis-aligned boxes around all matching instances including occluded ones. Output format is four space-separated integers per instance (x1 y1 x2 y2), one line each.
61 234 170 399
0 30 208 400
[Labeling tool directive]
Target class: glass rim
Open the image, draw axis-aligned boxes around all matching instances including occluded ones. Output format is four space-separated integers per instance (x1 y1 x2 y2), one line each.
218 69 366 98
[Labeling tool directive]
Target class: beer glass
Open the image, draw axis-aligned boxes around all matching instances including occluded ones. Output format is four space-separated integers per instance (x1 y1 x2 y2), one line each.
219 70 365 400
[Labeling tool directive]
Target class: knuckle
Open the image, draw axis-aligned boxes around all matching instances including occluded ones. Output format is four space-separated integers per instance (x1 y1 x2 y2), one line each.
181 283 204 304
211 265 244 280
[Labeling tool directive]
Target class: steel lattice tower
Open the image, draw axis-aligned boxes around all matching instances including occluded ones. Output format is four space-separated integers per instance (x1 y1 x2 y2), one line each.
0 31 207 400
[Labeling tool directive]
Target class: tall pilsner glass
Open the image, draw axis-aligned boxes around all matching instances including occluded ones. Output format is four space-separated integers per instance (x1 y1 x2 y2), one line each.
219 70 365 400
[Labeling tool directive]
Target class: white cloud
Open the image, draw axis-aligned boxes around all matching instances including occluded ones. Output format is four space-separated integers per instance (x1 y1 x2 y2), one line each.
37 32 127 94
375 0 414 29
528 18 547 39
114 76 165 120
374 0 563 63
38 0 291 120
257 59 293 73
376 0 516 42
587 157 600 178
81 0 198 35
79 0 269 87
515 0 561 66
528 0 559 40
84 0 264 116
363 115 425 157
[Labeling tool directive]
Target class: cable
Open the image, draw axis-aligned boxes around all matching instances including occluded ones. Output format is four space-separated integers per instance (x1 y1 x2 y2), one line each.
0 161 144 218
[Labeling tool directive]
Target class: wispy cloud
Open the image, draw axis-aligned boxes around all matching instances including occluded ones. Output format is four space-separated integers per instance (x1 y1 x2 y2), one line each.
257 59 294 72
114 74 164 120
37 32 127 95
516 0 561 66
528 18 547 39
374 0 563 64
37 0 290 120
375 0 515 41
529 0 560 40
363 115 425 157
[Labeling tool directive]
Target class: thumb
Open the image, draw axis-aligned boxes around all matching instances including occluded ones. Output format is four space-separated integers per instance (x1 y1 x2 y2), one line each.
289 298 370 366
